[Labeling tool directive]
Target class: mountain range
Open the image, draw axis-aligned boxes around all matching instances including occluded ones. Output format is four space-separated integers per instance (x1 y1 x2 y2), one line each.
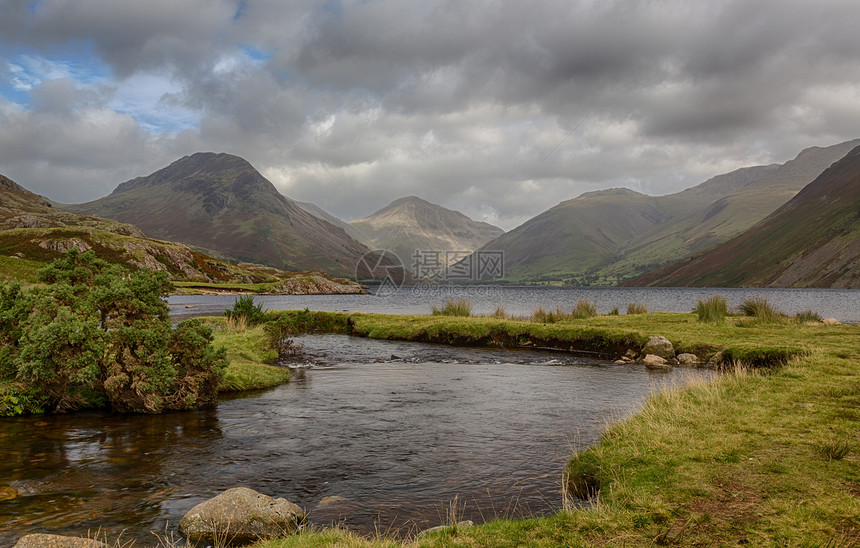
0 172 363 293
466 139 860 285
629 145 860 288
65 153 370 278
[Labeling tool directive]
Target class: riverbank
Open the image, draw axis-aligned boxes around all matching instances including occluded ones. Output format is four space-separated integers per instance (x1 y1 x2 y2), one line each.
241 311 858 546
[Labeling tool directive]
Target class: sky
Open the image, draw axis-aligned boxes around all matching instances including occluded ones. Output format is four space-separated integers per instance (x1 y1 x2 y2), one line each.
2 0 860 230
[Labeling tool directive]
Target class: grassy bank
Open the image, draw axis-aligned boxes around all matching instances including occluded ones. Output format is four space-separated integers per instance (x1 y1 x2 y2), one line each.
248 311 859 547
206 318 291 392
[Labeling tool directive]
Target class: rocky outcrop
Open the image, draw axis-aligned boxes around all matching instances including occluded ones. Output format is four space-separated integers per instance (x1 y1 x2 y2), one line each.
13 534 107 548
642 336 675 359
178 487 306 543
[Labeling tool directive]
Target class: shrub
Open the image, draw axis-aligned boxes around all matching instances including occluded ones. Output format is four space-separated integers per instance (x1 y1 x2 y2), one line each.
694 295 728 323
431 298 472 317
608 307 620 316
225 295 267 326
738 297 785 323
0 249 226 415
627 302 648 315
572 299 597 319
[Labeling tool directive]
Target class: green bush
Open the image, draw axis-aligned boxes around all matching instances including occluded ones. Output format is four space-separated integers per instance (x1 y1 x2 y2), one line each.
225 295 267 326
0 249 227 415
694 295 728 323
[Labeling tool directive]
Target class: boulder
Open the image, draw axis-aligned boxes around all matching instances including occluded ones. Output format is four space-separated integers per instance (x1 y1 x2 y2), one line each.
676 353 699 366
418 521 475 538
179 487 306 543
13 534 107 548
707 351 725 366
642 336 675 359
642 354 669 369
822 318 841 325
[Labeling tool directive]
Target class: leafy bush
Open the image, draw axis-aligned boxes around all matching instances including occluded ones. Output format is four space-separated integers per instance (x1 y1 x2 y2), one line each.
225 295 267 326
695 295 728 323
431 298 472 317
0 249 227 415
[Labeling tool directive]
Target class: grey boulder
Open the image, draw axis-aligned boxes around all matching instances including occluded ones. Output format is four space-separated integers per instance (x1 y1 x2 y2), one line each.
642 336 675 359
179 487 306 543
13 534 107 548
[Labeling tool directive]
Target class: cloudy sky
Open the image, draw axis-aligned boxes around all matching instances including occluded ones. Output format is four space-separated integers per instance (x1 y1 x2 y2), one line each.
2 0 860 230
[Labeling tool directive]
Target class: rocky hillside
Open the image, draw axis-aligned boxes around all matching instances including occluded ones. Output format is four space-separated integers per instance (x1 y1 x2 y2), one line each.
629 145 860 288
468 139 860 284
65 153 371 278
0 173 365 293
348 196 504 266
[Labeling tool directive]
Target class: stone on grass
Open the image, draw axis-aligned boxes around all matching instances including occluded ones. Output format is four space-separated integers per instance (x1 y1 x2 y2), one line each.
13 534 108 548
677 353 699 366
822 318 841 325
179 487 306 543
642 336 675 359
418 521 475 538
642 354 669 369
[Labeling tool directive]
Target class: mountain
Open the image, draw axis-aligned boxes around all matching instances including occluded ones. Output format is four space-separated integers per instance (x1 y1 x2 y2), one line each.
294 200 370 245
347 196 504 266
468 139 860 284
65 153 371 277
628 145 860 288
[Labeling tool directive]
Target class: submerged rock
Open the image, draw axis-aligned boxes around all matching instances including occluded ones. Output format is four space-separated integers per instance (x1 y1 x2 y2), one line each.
13 534 107 548
642 354 670 369
316 495 351 508
179 487 306 543
0 486 18 501
642 336 675 359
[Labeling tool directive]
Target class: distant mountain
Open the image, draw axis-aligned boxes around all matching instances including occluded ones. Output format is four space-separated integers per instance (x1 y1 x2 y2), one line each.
468 139 860 284
629 145 860 288
65 153 371 277
294 200 371 245
1 173 363 289
347 196 504 266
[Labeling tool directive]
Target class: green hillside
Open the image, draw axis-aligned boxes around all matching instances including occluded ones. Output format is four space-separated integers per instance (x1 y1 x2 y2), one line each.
630 145 860 288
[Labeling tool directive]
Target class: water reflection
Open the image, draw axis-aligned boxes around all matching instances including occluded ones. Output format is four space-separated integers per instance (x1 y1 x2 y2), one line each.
1 336 712 545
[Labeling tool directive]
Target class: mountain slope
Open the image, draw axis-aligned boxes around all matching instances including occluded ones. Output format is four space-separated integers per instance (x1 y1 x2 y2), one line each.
629 146 860 288
294 200 371 246
470 139 860 284
348 196 504 265
65 153 371 277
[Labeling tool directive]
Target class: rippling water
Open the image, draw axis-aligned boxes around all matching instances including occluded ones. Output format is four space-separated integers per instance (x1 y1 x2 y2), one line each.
0 335 713 545
169 285 860 323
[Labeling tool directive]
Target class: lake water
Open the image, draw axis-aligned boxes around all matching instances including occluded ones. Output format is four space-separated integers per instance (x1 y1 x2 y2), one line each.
169 285 860 323
0 335 713 545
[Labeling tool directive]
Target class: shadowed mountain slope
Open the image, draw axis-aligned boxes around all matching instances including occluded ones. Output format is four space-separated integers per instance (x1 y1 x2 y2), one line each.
629 145 860 288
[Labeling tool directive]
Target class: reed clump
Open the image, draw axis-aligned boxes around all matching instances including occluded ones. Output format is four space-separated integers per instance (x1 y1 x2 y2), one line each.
694 295 728 323
738 296 785 323
431 298 472 317
572 299 597 319
626 302 647 315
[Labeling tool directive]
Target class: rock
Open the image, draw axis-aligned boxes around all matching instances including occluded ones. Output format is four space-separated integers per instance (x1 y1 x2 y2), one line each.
316 495 351 508
667 358 679 365
822 318 841 325
0 486 19 501
179 487 306 543
707 351 724 366
613 360 627 365
642 336 675 359
677 353 699 366
13 534 108 548
642 354 669 369
418 521 475 538
624 349 638 359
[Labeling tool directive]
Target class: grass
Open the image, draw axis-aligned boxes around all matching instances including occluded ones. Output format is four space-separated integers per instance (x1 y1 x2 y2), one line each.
738 296 785 323
694 295 728 323
247 311 860 547
627 302 648 315
431 298 472 317
206 318 291 392
173 280 281 294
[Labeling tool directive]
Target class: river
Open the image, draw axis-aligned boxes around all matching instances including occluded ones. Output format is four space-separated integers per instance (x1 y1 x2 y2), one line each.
0 334 713 545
